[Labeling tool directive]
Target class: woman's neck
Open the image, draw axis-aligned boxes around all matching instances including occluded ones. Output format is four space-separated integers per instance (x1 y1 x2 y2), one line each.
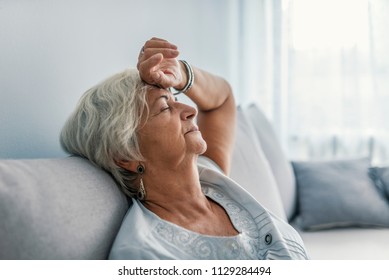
141 159 212 222
139 157 239 237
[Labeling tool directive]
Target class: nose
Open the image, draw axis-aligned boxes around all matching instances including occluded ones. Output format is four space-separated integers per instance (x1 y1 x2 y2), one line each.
179 103 197 120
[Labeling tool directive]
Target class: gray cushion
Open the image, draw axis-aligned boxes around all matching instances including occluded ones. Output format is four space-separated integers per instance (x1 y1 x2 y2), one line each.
0 157 129 259
230 108 287 221
292 158 389 231
245 103 297 220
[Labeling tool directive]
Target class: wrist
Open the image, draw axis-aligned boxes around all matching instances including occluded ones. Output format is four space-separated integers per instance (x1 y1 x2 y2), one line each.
171 60 194 95
177 61 188 90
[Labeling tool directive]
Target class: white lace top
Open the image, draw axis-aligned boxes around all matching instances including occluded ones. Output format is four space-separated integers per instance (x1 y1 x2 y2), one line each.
108 158 308 260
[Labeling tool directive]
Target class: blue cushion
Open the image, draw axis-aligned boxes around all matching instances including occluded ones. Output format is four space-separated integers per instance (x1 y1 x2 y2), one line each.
292 158 389 231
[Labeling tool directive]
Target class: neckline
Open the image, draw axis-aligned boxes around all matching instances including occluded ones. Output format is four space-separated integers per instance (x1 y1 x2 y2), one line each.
136 195 243 239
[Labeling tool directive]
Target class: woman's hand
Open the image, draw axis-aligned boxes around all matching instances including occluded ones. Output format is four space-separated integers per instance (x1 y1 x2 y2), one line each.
137 37 183 89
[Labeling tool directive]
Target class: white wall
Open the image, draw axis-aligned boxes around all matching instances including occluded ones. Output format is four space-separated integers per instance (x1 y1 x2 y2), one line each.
0 0 240 158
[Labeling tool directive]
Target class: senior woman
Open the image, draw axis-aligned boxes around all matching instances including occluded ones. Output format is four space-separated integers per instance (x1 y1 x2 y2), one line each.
60 37 308 260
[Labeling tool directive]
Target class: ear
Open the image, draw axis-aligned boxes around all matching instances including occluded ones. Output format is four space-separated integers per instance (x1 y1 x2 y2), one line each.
115 159 139 173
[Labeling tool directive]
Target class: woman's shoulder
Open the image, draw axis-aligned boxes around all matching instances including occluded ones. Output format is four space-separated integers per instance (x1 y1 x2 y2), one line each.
108 199 160 259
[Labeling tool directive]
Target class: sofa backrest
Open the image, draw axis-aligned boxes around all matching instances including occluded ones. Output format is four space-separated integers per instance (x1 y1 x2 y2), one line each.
229 108 288 221
0 157 128 259
245 104 297 221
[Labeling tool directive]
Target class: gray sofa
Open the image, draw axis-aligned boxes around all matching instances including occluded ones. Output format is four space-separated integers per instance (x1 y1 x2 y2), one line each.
1 103 388 259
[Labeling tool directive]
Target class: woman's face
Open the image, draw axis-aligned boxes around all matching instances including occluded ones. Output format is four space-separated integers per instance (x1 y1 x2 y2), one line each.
137 87 207 167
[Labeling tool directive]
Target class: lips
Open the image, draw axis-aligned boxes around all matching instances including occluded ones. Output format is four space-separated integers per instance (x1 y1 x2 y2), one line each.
185 125 199 134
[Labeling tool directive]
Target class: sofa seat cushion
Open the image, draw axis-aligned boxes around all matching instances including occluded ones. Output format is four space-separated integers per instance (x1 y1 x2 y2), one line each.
0 157 129 259
294 226 389 259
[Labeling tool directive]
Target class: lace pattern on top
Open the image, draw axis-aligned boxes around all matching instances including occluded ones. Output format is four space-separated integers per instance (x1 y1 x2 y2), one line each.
152 183 260 259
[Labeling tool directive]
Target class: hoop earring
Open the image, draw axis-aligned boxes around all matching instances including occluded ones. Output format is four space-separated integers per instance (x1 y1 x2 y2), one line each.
136 164 146 200
137 178 146 200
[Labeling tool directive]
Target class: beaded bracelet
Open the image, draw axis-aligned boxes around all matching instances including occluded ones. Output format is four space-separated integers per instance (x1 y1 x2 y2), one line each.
169 60 194 95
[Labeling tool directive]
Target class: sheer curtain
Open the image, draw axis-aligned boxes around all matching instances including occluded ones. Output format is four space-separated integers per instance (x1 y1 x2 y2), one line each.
238 0 389 165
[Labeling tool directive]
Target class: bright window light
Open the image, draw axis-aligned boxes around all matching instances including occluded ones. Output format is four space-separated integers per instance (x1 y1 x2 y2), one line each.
290 0 369 50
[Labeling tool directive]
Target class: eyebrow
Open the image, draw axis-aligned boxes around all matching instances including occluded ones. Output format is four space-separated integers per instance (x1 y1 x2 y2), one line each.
151 93 170 107
157 94 169 101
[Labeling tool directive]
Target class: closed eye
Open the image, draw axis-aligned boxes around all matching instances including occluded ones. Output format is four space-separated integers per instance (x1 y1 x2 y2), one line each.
151 92 175 116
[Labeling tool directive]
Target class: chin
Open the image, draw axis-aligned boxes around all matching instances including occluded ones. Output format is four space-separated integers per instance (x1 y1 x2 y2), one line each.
196 139 208 155
188 135 207 155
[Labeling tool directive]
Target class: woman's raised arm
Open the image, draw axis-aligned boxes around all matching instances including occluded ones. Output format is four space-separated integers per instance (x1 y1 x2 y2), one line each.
182 65 236 175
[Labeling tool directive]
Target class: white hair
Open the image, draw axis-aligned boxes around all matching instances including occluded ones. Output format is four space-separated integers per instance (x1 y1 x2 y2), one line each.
60 68 150 197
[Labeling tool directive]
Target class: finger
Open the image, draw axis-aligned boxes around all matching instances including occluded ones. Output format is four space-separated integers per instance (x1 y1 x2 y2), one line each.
138 45 145 60
150 70 163 86
150 71 173 89
144 38 178 50
138 53 164 83
142 47 179 59
150 37 168 41
148 37 168 44
142 47 178 60
139 53 163 70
